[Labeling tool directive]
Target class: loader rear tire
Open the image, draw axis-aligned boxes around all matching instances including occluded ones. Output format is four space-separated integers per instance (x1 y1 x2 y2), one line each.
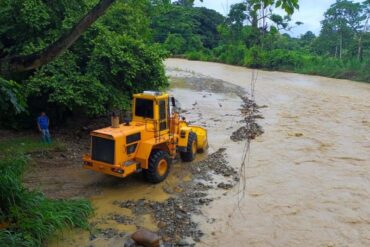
145 150 171 183
180 132 197 162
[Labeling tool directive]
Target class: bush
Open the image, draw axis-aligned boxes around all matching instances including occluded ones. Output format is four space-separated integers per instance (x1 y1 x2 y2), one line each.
164 34 187 55
185 49 213 61
213 44 247 65
0 155 92 247
243 46 266 68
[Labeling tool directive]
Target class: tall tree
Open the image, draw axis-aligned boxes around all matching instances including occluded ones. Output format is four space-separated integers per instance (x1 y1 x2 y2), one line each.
318 0 365 59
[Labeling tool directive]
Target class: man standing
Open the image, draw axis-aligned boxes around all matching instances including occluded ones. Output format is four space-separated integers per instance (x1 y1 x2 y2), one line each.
37 112 51 144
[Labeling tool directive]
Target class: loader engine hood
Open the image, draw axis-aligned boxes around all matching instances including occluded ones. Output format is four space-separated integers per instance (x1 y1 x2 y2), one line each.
90 124 145 165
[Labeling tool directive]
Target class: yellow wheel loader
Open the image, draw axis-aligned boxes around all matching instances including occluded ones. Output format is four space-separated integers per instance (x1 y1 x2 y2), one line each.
83 91 208 183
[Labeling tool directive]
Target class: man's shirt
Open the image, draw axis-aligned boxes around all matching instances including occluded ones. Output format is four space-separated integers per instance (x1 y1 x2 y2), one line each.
37 115 49 130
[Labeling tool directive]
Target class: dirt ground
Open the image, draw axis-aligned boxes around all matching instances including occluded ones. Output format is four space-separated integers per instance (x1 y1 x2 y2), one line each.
13 59 370 246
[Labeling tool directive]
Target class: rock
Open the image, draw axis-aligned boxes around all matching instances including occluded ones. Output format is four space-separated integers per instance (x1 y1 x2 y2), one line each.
157 221 166 228
131 228 161 247
177 239 189 246
123 238 136 247
217 182 233 190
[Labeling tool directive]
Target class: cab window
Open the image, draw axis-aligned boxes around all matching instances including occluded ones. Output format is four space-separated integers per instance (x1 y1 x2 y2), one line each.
135 98 153 118
159 100 167 130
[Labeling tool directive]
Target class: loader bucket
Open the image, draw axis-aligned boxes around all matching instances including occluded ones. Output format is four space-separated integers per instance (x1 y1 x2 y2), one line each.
190 126 208 152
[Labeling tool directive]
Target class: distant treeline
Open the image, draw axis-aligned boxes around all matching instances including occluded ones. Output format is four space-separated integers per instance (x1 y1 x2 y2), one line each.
151 0 370 82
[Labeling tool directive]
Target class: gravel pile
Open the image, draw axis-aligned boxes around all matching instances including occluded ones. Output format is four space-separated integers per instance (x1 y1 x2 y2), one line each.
231 96 264 142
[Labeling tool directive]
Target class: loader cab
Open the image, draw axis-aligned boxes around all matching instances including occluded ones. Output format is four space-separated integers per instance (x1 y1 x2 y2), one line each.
133 91 170 134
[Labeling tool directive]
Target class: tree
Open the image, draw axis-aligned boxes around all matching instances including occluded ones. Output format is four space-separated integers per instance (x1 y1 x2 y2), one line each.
318 0 365 59
243 0 299 30
221 0 300 48
0 0 168 128
226 3 248 41
0 0 117 76
173 0 203 7
151 4 224 50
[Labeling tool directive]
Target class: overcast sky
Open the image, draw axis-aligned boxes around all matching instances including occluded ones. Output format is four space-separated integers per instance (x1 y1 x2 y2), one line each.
193 0 363 37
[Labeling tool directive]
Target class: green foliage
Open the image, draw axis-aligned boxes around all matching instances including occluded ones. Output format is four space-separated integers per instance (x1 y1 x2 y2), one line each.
151 5 224 52
243 46 265 68
214 44 247 65
313 0 367 58
0 0 93 56
0 77 26 114
164 34 187 54
185 49 213 61
25 52 110 116
0 145 92 246
248 0 299 15
88 31 168 103
1 0 168 128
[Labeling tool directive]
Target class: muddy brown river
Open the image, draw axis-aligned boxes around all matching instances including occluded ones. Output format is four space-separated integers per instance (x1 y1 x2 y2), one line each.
166 59 370 247
48 59 370 246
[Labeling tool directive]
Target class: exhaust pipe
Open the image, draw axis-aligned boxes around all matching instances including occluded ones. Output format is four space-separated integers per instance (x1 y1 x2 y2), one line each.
111 112 120 128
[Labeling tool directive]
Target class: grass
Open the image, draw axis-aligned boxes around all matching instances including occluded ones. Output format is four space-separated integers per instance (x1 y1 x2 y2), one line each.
0 138 92 247
0 137 66 156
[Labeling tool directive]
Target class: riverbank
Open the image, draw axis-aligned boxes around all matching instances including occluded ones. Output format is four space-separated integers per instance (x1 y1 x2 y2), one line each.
184 52 370 83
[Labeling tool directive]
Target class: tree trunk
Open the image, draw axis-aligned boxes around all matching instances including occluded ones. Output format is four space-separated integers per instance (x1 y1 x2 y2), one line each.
339 34 343 60
0 0 116 76
357 35 363 62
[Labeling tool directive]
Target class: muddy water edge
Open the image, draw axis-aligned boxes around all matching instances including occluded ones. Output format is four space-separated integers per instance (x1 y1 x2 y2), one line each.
45 66 257 246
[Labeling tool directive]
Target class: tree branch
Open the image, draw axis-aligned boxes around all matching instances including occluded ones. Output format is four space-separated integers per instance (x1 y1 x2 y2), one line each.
0 0 116 76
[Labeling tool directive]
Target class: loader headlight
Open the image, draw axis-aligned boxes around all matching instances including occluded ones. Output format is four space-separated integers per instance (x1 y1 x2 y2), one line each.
123 160 136 166
84 161 92 166
111 168 124 174
126 143 137 154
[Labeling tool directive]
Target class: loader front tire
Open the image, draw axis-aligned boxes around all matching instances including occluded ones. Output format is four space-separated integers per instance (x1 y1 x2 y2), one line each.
180 132 197 162
145 150 171 183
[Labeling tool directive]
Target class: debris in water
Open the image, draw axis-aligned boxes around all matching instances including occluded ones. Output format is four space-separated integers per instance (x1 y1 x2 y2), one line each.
217 182 233 190
230 96 264 142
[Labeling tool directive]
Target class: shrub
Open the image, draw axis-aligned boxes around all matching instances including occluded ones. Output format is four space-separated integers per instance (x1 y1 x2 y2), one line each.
0 155 92 247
